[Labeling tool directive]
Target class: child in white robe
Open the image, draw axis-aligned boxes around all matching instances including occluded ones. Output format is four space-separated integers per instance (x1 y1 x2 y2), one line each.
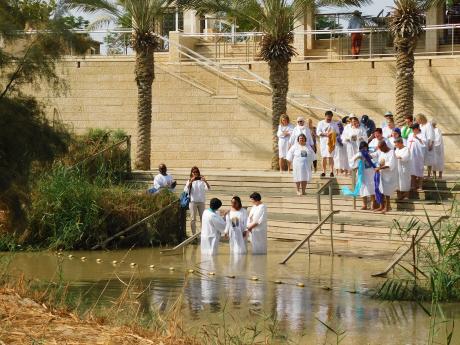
201 198 227 256
224 196 248 255
394 137 411 200
246 192 267 255
432 121 444 179
373 140 398 213
277 114 294 172
407 123 426 191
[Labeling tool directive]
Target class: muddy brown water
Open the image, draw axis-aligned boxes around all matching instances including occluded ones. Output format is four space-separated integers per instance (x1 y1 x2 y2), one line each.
3 242 460 345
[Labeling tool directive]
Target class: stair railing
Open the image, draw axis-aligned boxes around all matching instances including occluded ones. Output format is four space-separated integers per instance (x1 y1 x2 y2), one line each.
371 215 450 277
280 210 340 264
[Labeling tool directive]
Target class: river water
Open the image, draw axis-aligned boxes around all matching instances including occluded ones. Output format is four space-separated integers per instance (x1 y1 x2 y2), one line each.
3 242 460 344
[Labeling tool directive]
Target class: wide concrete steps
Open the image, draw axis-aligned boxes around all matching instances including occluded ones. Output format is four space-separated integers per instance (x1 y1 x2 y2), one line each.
129 169 456 256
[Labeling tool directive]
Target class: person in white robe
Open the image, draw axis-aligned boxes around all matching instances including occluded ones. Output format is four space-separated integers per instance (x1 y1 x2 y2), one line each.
289 116 314 149
342 115 368 170
388 128 403 148
382 117 396 139
334 116 350 176
407 123 426 191
224 196 248 255
350 141 378 210
432 121 444 179
200 198 227 256
416 113 435 176
316 111 340 177
286 134 316 195
152 164 176 193
394 137 411 200
277 114 294 172
246 192 267 255
373 140 398 213
368 128 392 155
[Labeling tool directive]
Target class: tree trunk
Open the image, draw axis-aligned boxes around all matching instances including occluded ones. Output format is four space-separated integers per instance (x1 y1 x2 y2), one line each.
394 49 415 127
268 59 289 170
134 47 154 170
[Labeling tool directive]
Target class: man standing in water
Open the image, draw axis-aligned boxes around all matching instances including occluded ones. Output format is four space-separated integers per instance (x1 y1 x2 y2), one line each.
246 192 267 255
201 198 227 256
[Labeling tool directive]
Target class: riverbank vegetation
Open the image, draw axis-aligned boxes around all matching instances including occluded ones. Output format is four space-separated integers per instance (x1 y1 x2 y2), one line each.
0 128 183 251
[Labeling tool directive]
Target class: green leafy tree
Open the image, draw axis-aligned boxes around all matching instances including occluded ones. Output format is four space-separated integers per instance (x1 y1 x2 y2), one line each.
0 0 88 231
389 0 444 125
66 0 177 170
184 0 369 170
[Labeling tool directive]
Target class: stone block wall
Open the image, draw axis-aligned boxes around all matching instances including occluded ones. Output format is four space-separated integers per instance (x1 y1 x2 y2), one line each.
32 55 460 169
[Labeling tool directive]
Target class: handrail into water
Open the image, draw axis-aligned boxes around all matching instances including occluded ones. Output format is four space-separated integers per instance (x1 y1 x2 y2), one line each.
316 179 335 226
160 231 201 254
371 215 450 277
280 210 340 265
91 199 180 250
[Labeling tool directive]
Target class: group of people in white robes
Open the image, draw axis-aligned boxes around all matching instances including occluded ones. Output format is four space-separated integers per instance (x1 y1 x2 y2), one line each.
341 112 445 212
200 192 268 256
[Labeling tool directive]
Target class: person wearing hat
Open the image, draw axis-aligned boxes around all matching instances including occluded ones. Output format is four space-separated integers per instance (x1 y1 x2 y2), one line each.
383 115 396 140
389 127 403 148
407 123 426 191
200 198 227 256
348 10 365 58
382 111 394 136
289 116 314 149
316 110 340 177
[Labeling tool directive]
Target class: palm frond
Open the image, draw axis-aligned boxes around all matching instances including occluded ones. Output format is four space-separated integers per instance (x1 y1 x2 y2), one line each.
389 0 425 53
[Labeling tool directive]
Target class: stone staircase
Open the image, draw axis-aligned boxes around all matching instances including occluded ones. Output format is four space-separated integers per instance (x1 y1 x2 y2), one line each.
129 169 458 258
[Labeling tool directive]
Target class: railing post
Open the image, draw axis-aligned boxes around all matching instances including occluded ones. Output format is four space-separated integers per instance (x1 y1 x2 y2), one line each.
452 24 455 56
370 30 373 59
352 169 357 210
329 183 334 254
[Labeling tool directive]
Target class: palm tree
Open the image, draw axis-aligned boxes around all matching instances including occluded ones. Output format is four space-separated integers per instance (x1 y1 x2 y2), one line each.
184 0 369 170
66 0 176 170
389 0 443 126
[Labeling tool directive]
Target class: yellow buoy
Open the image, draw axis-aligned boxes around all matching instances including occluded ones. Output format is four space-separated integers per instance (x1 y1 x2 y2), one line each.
68 254 74 259
169 267 175 271
57 252 63 256
274 280 283 284
208 272 215 276
188 269 194 273
149 265 155 269
96 259 102 263
251 276 258 281
296 282 305 288
112 260 118 265
227 275 235 279
80 257 87 261
130 262 137 267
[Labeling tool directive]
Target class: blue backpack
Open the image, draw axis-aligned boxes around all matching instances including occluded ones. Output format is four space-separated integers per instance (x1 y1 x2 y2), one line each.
180 182 192 209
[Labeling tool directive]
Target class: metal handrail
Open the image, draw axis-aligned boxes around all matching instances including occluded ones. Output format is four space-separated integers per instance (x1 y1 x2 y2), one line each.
160 231 201 254
91 199 180 250
70 136 131 172
371 215 450 277
280 210 340 264
316 178 335 225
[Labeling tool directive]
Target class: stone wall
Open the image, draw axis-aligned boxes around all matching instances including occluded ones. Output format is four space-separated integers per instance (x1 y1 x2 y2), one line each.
34 55 460 169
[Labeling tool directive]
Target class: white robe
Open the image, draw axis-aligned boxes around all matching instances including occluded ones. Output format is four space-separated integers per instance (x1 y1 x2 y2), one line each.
286 144 315 182
342 125 368 169
395 147 411 192
277 124 294 159
375 150 398 196
407 133 426 177
289 126 314 149
433 128 444 172
153 173 175 191
200 209 226 256
316 120 340 158
248 204 267 255
420 122 435 166
225 208 248 255
352 152 375 197
382 126 394 139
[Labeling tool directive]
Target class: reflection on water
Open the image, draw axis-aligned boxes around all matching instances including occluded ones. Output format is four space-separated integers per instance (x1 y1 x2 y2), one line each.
3 242 460 344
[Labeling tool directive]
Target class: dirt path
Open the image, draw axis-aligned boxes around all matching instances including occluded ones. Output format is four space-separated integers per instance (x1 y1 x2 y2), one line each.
0 289 193 345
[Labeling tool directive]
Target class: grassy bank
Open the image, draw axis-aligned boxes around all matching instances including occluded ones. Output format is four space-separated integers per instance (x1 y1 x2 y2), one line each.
0 129 184 251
